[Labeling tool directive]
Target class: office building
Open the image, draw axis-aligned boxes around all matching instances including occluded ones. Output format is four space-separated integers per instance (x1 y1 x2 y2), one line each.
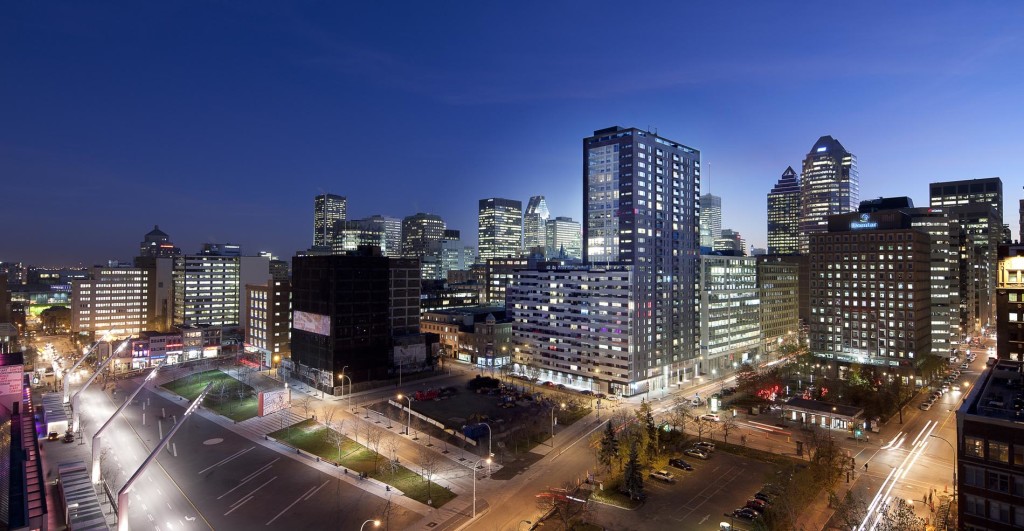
139 225 181 258
133 256 174 332
485 258 529 306
799 135 859 253
584 126 701 391
523 196 550 254
931 178 1004 332
808 209 932 381
700 193 722 249
332 219 385 255
401 213 445 259
508 264 635 394
478 198 523 260
439 230 467 279
995 245 1024 361
420 306 512 368
713 229 746 255
313 193 347 248
905 205 965 358
757 255 801 362
956 358 1024 531
71 266 150 337
767 166 801 254
545 216 582 261
700 255 760 374
172 251 270 327
290 250 424 385
419 279 481 314
362 215 403 257
245 279 292 369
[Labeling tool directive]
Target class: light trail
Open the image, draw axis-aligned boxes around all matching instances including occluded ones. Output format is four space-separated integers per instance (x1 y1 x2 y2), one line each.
858 420 938 530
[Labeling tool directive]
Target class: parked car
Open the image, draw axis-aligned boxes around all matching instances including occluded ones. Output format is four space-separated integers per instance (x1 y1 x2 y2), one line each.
668 458 694 471
61 432 74 443
754 492 772 503
919 402 932 411
580 389 593 396
700 413 721 422
595 393 607 400
746 498 769 512
694 441 716 452
650 469 676 483
731 508 760 520
605 394 621 401
684 448 709 459
961 363 969 369
47 431 59 441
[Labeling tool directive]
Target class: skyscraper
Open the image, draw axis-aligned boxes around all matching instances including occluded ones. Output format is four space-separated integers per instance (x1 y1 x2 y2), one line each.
799 136 859 253
523 196 550 253
401 213 446 280
767 166 801 254
139 225 181 258
313 193 347 248
478 198 523 261
699 193 721 249
713 229 746 255
583 126 701 391
545 216 582 261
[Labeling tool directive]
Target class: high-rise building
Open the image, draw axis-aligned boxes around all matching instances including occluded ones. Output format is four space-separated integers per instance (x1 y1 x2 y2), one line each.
931 178 1004 331
767 166 801 254
699 193 722 249
485 258 529 306
362 215 403 257
545 216 582 261
995 245 1024 361
956 358 1024 531
700 255 760 374
584 126 701 391
523 196 550 254
401 213 445 259
906 206 964 358
313 193 347 248
799 136 859 253
332 219 385 255
172 251 270 327
478 198 523 261
290 250 423 384
713 229 746 255
245 279 292 369
439 229 467 278
757 255 801 362
71 266 150 337
809 209 932 380
133 256 174 332
139 225 181 258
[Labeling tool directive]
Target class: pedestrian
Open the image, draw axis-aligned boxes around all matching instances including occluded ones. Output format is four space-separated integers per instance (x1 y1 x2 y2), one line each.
864 462 868 471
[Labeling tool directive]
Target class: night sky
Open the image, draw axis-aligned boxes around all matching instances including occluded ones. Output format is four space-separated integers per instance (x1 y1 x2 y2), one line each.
4 2 1023 266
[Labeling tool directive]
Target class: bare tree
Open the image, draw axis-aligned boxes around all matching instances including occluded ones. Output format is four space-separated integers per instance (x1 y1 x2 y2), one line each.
833 490 869 531
719 416 738 444
875 498 926 531
297 396 314 419
325 416 347 462
215 381 229 403
321 406 336 428
535 481 594 529
365 424 384 471
669 398 693 434
382 435 400 476
694 417 712 441
418 446 440 504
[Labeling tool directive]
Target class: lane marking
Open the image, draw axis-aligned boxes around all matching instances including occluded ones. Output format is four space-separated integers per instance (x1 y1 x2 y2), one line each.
229 476 278 507
224 495 253 516
198 447 254 475
304 479 330 500
266 484 317 526
217 461 277 500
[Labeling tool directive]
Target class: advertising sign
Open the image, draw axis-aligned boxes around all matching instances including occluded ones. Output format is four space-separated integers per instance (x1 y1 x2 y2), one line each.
258 388 290 417
294 311 331 336
1 364 24 395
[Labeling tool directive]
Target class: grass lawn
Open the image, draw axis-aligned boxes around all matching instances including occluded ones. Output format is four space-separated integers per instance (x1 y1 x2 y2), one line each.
590 477 643 510
269 419 456 508
161 370 259 422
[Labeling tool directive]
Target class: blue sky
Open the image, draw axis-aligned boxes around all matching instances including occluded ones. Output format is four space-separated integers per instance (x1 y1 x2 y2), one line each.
3 1 1023 265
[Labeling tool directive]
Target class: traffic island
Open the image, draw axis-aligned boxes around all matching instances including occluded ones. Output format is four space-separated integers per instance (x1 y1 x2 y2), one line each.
161 369 259 421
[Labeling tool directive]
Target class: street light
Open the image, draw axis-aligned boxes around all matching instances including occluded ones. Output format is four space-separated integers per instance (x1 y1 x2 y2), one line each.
550 402 565 447
338 371 353 412
397 394 412 435
472 457 492 518
929 434 957 499
480 422 493 473
360 519 381 531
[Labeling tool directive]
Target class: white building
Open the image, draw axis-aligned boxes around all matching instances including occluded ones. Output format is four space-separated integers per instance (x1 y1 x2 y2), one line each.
71 266 150 337
699 255 760 375
173 253 270 327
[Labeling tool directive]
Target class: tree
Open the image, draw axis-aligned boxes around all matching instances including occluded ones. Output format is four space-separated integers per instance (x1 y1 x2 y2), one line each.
694 417 712 441
832 490 868 531
669 398 693 435
875 498 926 531
418 447 440 503
719 416 738 444
365 425 384 471
637 399 660 461
297 396 314 419
735 362 759 393
622 438 645 501
535 481 594 529
596 420 619 472
383 435 400 476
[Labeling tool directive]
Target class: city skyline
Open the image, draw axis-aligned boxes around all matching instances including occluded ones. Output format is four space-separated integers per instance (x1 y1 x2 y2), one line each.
4 2 1024 265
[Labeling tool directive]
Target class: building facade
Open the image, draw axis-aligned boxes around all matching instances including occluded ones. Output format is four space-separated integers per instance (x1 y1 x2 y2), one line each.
546 216 582 261
71 266 150 337
245 279 292 369
699 255 760 374
139 225 181 258
995 246 1024 361
583 126 701 391
699 193 722 249
523 196 550 254
907 206 964 358
713 229 746 255
313 193 347 248
172 253 270 327
420 307 511 369
799 135 859 253
757 255 801 362
478 198 523 261
767 166 801 255
808 210 932 380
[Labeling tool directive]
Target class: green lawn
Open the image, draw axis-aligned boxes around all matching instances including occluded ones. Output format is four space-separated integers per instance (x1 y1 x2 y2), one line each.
269 419 457 507
161 370 259 422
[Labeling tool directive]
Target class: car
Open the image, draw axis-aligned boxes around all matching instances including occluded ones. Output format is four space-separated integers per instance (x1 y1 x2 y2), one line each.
961 363 969 369
556 383 566 390
46 431 59 441
694 441 716 452
605 394 620 401
649 469 676 483
700 413 721 422
668 458 694 471
746 498 769 512
919 402 932 411
595 393 607 400
941 384 951 392
731 508 760 520
580 389 593 396
754 492 772 503
62 432 74 443
684 448 709 459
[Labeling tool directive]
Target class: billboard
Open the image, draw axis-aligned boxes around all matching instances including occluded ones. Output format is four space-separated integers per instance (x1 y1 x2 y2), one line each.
258 388 290 417
1 364 24 396
294 311 330 336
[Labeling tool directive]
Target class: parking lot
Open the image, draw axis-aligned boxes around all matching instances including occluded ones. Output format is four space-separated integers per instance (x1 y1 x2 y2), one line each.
590 449 779 530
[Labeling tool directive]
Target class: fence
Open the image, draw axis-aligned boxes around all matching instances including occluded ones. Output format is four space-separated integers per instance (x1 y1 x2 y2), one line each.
387 399 477 447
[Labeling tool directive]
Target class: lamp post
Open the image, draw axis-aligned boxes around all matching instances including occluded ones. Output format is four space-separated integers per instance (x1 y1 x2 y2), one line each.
930 434 957 499
830 406 837 438
338 372 353 412
272 355 281 379
471 457 492 518
480 422 493 474
550 402 565 447
397 394 412 435
360 519 381 531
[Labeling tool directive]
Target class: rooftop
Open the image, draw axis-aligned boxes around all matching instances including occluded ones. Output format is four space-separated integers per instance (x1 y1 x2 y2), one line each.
960 359 1024 423
785 397 864 419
